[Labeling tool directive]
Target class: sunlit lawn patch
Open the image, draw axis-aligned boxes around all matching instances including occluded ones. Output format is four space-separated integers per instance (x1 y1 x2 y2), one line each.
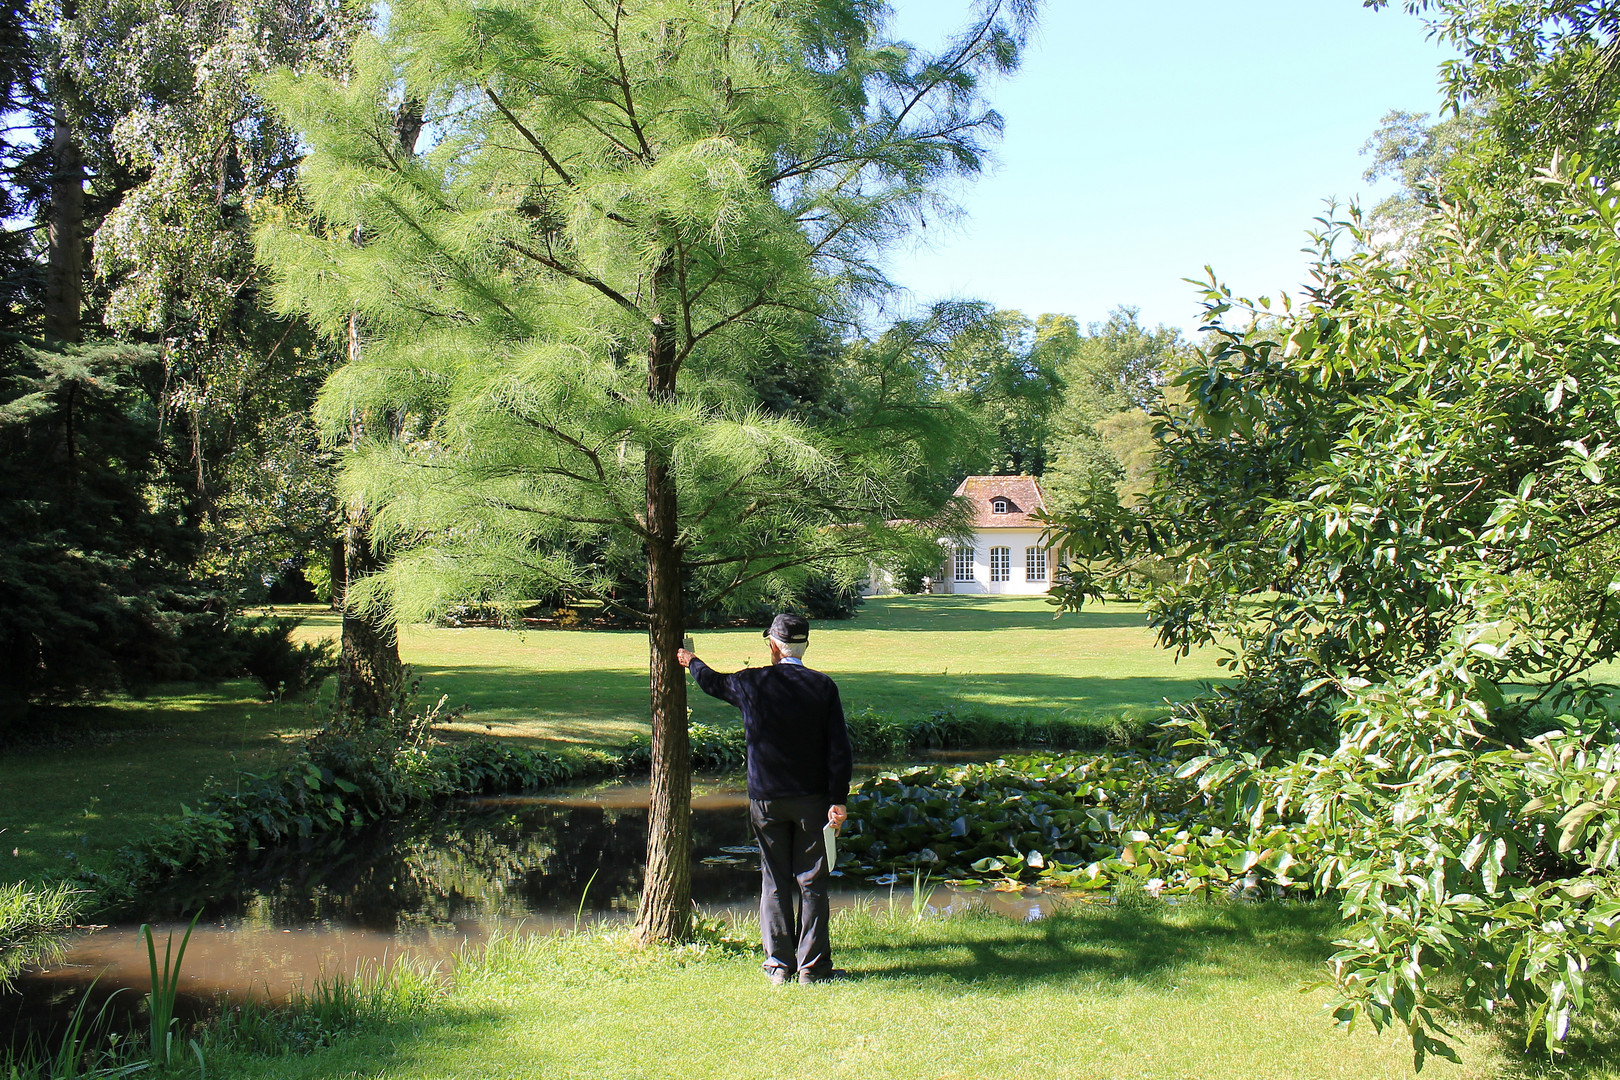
201 901 1525 1080
288 595 1226 749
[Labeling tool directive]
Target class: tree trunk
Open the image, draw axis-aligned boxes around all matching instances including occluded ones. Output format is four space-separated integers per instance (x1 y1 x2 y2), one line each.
333 102 423 722
337 504 403 720
634 300 693 945
328 538 346 610
45 65 81 345
335 313 403 721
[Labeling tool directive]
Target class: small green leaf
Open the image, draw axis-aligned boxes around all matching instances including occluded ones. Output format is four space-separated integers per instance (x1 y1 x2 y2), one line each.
1559 802 1602 853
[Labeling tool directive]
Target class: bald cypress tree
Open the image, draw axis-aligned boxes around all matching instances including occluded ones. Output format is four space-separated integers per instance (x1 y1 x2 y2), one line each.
259 0 1032 942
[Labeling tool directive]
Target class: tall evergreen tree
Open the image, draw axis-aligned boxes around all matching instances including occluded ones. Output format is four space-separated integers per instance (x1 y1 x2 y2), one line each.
259 0 1034 941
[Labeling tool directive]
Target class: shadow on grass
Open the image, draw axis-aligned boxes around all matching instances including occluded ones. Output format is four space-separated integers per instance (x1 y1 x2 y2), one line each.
203 998 513 1078
1475 987 1620 1079
838 899 1338 990
412 665 1210 739
839 596 1149 634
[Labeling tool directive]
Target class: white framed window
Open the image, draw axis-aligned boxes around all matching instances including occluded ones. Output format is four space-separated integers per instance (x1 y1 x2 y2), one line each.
989 546 1011 582
991 498 1009 514
1026 546 1047 581
953 546 975 582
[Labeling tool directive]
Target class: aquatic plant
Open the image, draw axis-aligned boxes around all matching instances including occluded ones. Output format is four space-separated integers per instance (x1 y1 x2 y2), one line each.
141 913 199 1068
840 751 1314 897
1 977 145 1079
0 882 82 987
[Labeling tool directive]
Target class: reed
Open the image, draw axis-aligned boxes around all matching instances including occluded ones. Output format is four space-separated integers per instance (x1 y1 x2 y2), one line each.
0 978 145 1080
909 870 937 920
574 868 600 931
141 912 200 1068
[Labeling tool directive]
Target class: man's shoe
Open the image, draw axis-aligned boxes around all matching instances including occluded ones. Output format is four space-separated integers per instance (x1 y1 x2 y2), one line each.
768 969 791 986
798 967 843 985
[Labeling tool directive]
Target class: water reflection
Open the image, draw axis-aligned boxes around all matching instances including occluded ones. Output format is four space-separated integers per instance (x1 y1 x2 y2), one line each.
1 775 1057 1048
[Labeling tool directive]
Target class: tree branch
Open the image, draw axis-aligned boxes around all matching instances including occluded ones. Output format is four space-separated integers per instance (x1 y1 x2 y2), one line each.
501 239 648 320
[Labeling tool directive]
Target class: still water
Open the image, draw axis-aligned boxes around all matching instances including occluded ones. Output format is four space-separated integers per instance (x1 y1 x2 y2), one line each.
2 776 1054 1045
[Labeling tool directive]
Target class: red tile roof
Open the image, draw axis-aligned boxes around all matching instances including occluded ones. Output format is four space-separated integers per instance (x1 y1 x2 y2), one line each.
953 475 1049 530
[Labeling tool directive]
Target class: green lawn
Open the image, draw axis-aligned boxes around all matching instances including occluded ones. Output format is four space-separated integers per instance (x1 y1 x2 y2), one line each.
3 596 1217 886
202 901 1545 1080
301 595 1227 749
0 685 311 885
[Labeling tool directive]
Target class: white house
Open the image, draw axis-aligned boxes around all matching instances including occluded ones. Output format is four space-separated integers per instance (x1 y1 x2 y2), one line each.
932 475 1055 595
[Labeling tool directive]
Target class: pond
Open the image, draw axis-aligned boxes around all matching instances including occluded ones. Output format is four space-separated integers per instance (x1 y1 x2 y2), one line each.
2 773 1058 1050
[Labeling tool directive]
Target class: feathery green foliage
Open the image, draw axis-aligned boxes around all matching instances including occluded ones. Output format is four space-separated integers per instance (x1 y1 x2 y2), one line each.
255 0 1032 625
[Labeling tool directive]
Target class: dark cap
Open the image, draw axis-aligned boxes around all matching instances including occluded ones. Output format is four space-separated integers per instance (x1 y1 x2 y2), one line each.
763 613 810 643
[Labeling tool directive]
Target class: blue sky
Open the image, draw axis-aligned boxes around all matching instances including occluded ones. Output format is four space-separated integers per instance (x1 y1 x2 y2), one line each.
876 2 1454 334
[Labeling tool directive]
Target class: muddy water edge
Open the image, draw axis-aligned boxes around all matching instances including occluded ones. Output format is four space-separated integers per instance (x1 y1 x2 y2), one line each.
2 770 1056 1052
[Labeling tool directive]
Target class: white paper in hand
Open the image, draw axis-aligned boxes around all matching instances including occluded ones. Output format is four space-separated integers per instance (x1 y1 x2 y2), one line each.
823 823 838 869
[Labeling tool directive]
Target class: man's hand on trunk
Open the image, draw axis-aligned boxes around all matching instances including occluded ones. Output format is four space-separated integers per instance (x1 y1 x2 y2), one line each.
676 648 695 668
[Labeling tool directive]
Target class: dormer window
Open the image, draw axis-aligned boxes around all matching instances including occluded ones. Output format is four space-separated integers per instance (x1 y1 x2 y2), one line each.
992 498 1009 514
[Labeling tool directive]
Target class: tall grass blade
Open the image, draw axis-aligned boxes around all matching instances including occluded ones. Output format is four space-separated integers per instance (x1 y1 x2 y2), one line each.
574 869 599 932
51 978 107 1078
910 871 936 919
141 912 200 1067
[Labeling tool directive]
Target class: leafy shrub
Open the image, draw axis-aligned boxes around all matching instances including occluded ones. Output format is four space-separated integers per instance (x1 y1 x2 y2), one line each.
242 630 337 700
1169 663 1620 1066
796 574 864 620
1167 650 1340 752
845 707 908 757
180 614 337 700
843 674 1620 1063
620 721 747 773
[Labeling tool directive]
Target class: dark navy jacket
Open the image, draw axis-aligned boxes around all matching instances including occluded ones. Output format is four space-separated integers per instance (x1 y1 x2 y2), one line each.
689 658 853 804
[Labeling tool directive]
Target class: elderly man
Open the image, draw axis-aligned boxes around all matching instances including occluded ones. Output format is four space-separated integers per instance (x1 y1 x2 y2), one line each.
676 613 852 985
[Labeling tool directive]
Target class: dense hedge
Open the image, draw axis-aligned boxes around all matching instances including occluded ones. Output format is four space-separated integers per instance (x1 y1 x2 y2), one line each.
843 706 1127 757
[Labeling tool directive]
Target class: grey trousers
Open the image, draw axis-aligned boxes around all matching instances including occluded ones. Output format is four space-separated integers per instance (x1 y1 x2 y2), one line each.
749 796 831 976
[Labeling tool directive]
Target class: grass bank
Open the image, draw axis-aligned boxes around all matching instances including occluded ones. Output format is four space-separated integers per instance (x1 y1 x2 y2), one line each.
191 901 1532 1080
0 684 311 885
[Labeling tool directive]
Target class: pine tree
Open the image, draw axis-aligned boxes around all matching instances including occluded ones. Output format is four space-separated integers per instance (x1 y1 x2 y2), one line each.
259 0 1034 941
